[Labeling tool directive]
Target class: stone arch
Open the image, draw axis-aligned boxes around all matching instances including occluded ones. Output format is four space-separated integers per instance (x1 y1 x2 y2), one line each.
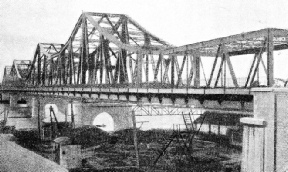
92 112 115 132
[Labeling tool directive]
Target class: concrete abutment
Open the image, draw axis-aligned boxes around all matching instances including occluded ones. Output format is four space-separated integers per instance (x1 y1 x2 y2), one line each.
241 88 288 172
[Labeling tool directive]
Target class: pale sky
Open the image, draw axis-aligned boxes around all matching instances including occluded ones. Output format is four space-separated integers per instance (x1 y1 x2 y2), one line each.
1 0 288 82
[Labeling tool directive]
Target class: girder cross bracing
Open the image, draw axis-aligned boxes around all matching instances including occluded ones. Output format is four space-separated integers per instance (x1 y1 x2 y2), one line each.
2 12 288 108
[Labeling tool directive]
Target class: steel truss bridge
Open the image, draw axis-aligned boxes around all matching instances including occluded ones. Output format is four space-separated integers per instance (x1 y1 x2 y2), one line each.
2 12 288 113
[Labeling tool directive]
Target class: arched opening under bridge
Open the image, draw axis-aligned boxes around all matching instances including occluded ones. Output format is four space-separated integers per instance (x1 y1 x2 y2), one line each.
92 112 114 132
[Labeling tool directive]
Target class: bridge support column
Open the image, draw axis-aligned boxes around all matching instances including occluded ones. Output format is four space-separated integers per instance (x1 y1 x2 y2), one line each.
240 88 288 172
28 97 45 140
9 93 18 107
30 97 36 117
67 101 82 128
3 106 8 124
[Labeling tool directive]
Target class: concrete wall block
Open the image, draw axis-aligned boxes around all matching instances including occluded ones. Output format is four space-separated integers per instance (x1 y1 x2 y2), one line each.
129 95 137 102
173 89 187 94
210 125 219 135
241 125 265 172
200 124 209 133
100 94 109 100
75 93 82 98
203 100 221 109
118 95 127 101
174 98 186 105
276 94 288 171
187 99 203 108
220 101 241 110
244 102 253 111
58 145 82 169
82 88 91 92
140 97 149 104
109 94 118 100
150 96 160 104
162 98 173 105
91 88 99 92
137 88 147 93
82 94 90 98
91 94 99 99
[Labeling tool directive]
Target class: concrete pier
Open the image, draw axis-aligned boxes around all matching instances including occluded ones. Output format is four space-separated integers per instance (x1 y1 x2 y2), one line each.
241 88 288 172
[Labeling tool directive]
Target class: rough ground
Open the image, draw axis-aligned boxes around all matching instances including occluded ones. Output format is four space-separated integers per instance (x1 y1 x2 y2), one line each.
75 129 241 172
2 127 241 172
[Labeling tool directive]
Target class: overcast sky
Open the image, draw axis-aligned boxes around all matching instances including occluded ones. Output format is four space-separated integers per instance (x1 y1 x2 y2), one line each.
1 0 288 81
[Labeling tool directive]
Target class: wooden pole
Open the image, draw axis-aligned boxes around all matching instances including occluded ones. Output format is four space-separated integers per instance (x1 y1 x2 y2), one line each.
37 99 43 141
71 102 75 128
132 110 140 168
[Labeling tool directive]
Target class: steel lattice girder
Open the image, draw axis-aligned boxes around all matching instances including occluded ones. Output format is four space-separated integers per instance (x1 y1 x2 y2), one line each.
163 28 288 56
4 12 288 88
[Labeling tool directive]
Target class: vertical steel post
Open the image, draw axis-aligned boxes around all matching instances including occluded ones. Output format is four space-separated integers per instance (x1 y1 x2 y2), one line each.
267 29 274 86
42 55 47 86
136 53 143 87
120 17 128 84
160 55 163 84
194 52 200 87
81 17 89 84
171 55 175 88
146 55 149 83
37 46 41 85
69 40 73 84
60 49 66 85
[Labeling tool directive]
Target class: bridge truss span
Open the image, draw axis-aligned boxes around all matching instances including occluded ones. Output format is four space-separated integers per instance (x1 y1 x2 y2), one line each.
24 12 172 87
2 12 288 114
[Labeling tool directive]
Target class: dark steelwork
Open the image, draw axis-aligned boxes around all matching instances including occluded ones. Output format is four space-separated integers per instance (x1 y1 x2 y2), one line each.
2 13 287 102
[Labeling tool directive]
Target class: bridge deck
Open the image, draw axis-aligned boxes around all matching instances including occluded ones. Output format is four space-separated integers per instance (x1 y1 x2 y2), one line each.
4 87 252 96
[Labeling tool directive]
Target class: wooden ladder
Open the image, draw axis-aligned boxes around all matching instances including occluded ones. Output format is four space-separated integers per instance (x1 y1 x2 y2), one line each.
182 112 194 131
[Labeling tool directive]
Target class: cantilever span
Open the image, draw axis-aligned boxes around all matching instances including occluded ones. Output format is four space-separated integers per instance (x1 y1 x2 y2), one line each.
2 12 288 112
6 12 172 87
3 12 288 90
